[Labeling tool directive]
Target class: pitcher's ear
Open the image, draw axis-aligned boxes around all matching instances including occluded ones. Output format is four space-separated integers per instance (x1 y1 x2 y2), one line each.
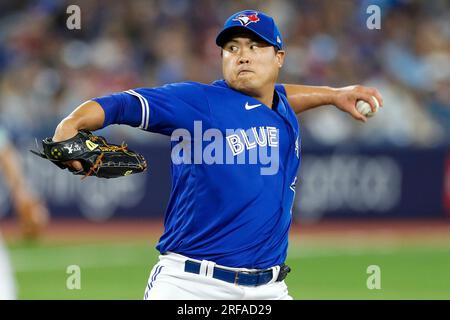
276 49 285 67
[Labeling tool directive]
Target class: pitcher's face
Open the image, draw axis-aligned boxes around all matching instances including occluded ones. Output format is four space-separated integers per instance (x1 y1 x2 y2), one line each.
222 33 284 96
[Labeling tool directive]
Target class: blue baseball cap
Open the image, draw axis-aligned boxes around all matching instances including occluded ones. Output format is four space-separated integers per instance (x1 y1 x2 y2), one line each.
216 10 283 50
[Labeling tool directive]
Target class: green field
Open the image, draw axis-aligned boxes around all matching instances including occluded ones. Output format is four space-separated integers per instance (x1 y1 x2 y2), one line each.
7 237 450 300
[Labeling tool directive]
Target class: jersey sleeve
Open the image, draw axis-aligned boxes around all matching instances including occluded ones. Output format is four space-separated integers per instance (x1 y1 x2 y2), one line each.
92 82 210 135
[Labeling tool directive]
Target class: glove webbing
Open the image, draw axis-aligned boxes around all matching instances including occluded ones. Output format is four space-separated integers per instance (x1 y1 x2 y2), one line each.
82 136 129 179
82 153 104 180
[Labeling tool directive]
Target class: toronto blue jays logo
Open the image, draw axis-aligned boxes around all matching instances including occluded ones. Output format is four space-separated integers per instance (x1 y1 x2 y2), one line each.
233 12 260 26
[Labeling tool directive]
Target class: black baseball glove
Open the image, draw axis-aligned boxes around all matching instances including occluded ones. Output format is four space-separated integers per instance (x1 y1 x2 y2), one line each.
31 130 147 179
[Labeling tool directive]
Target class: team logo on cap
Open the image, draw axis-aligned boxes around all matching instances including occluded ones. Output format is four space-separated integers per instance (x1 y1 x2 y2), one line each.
233 12 260 26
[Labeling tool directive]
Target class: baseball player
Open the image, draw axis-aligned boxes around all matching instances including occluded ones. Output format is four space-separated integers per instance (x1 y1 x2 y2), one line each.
52 10 382 299
0 128 16 300
0 127 49 299
0 232 15 300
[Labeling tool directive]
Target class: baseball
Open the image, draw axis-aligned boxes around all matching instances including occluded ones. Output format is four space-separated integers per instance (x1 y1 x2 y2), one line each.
356 96 380 117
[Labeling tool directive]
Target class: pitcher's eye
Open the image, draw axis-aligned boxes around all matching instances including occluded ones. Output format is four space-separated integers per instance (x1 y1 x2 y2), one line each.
225 44 238 52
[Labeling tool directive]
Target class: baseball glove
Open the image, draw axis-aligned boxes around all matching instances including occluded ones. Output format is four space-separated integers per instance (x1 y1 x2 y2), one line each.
31 130 147 179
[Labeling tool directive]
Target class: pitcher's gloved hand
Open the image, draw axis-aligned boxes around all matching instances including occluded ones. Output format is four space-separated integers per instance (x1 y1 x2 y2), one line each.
31 130 147 179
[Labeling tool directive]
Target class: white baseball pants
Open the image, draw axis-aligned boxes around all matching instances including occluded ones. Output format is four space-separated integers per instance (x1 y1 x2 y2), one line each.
143 252 293 300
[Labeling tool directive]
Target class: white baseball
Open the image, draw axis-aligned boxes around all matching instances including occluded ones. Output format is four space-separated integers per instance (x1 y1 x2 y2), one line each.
356 96 380 118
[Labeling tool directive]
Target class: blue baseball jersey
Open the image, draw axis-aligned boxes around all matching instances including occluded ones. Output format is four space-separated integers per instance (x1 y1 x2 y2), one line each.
93 80 301 269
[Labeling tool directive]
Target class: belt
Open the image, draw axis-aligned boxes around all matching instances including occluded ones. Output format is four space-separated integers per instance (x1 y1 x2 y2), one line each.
184 260 291 287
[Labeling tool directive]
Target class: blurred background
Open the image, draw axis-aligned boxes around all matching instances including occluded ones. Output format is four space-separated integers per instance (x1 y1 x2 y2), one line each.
0 0 449 299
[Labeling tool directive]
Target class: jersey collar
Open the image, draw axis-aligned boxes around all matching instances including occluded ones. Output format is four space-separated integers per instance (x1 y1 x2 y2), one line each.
212 79 286 116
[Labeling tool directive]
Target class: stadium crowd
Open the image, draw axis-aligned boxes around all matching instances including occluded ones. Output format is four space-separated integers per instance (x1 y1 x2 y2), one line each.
0 0 448 148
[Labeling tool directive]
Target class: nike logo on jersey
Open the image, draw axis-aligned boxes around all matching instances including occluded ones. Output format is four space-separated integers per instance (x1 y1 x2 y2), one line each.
244 102 262 110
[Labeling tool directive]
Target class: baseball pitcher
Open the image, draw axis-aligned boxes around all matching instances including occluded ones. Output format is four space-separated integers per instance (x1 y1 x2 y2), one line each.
51 10 382 299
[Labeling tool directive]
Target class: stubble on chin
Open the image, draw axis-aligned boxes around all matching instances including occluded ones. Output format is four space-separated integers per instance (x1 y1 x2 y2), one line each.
230 77 259 95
